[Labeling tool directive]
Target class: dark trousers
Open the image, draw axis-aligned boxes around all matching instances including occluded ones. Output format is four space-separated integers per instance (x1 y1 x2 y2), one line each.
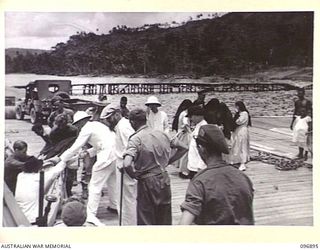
65 168 77 197
81 155 95 184
137 172 172 225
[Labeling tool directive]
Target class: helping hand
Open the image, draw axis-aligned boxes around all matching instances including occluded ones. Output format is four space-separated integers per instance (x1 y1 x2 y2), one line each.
124 167 136 179
79 150 89 159
46 156 61 165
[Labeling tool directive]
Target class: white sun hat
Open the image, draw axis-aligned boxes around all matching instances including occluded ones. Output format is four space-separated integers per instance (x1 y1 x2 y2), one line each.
72 111 92 124
145 96 161 106
94 94 109 106
100 104 121 119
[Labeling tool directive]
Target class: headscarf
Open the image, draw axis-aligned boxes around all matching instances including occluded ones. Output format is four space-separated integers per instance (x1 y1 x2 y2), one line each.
204 98 220 124
219 102 234 139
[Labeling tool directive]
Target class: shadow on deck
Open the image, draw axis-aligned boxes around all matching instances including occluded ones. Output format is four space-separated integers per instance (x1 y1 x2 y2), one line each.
93 160 312 226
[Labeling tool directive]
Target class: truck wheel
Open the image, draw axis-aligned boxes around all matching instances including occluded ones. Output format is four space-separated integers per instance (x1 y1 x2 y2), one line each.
30 107 38 124
15 106 25 120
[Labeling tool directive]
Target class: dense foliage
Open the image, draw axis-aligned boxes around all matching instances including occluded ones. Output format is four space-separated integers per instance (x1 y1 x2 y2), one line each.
5 12 313 76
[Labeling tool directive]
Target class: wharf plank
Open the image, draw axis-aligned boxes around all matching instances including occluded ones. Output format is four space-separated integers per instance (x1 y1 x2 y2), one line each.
254 192 312 200
251 117 292 130
263 217 313 226
253 198 313 210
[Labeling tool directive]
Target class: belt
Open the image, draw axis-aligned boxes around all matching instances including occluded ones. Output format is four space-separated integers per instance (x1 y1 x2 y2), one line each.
136 166 167 180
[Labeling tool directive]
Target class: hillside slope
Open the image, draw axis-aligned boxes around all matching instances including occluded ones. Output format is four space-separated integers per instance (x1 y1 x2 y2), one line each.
5 12 313 77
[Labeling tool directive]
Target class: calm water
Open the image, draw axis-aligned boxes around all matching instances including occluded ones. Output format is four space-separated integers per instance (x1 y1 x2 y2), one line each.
6 73 304 118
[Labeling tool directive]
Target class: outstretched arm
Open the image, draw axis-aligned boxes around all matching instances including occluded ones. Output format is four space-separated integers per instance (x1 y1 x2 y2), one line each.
44 161 67 194
60 127 90 162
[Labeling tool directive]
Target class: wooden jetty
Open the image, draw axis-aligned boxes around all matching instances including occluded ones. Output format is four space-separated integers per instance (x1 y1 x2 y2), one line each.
4 116 313 226
70 82 312 96
96 117 313 226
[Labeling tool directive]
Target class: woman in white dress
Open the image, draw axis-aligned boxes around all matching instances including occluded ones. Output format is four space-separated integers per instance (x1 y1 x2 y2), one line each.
229 101 252 171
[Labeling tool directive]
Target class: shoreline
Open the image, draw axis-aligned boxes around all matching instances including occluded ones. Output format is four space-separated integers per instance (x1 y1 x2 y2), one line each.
6 66 313 84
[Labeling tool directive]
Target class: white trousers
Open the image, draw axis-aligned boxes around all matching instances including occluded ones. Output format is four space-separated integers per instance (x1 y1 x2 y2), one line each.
116 159 137 225
87 158 117 219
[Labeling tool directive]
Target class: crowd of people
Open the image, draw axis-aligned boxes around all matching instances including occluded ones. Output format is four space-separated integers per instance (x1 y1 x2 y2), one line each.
4 88 311 226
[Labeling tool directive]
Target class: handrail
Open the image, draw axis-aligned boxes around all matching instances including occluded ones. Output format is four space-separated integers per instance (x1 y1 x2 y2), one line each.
2 183 31 227
70 82 312 95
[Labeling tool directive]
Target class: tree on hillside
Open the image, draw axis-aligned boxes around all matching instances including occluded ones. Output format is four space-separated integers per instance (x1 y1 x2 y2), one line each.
5 12 314 76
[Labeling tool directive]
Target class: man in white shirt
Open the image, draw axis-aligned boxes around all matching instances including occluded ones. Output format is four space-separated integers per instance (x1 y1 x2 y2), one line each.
15 157 67 224
54 111 117 226
186 106 208 179
100 104 137 225
145 96 169 134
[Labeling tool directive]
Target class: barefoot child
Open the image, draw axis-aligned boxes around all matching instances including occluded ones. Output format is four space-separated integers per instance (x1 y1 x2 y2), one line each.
292 107 312 160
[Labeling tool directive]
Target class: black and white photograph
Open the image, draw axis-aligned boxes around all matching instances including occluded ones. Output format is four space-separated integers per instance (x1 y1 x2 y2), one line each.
3 10 314 230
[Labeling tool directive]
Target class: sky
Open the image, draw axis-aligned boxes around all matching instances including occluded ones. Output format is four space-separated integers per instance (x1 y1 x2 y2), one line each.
5 12 220 50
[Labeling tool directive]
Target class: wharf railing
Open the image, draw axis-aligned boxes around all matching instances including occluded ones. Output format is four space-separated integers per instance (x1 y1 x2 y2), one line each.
70 82 312 96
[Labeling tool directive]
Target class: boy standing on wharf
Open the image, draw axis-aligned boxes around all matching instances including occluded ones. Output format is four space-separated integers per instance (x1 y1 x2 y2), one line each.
51 111 117 226
145 96 169 133
290 88 312 130
120 96 130 119
186 106 207 179
100 104 137 225
123 109 188 225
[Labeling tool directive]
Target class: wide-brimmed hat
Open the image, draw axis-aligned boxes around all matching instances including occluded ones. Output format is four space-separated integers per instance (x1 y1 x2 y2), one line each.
93 94 109 107
61 201 87 226
72 111 92 124
100 104 121 119
196 124 229 154
186 105 204 117
145 96 161 106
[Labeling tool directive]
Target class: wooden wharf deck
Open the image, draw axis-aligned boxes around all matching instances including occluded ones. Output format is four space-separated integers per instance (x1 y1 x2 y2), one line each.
70 82 311 96
4 117 313 226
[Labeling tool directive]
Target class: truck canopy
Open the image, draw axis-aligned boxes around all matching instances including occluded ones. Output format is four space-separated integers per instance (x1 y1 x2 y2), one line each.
14 80 72 100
